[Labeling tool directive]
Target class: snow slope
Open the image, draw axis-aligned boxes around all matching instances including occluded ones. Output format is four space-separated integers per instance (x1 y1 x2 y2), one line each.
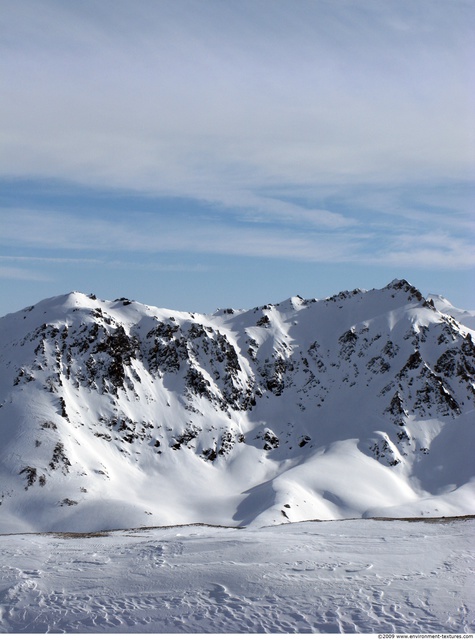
0 518 473 633
0 279 474 533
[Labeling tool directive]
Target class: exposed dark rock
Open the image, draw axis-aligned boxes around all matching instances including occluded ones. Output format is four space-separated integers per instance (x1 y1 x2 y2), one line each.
20 466 37 489
256 315 270 327
50 442 71 473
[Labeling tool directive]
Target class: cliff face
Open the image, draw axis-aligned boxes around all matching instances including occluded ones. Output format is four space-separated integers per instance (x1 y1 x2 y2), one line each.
0 279 474 533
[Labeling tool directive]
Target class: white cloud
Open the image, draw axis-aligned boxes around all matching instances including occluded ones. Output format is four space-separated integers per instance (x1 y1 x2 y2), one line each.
2 206 473 271
0 254 212 279
0 0 473 215
0 255 102 266
0 265 50 281
362 226 475 269
0 0 473 288
0 208 355 258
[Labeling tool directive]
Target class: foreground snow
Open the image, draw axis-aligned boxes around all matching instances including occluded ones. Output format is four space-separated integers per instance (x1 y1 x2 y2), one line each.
0 518 473 634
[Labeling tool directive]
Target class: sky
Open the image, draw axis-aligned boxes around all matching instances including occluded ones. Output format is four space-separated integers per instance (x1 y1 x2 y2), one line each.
1 0 474 317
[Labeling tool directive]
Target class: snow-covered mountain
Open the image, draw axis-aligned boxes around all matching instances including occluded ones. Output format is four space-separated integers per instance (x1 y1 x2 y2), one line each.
0 279 474 533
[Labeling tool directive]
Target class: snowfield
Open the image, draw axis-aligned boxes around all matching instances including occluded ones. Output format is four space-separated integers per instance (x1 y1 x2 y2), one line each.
0 517 473 634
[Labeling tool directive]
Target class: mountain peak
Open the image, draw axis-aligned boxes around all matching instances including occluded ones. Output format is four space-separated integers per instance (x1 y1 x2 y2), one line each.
384 279 424 301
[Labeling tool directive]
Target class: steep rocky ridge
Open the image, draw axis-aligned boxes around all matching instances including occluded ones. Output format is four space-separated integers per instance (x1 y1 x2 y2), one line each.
0 279 474 532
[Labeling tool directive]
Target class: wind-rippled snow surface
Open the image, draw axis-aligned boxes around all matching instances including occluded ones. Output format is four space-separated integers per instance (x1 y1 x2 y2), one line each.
0 518 473 634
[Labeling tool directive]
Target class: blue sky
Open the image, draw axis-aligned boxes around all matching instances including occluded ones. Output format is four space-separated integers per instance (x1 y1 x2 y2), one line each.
1 0 474 316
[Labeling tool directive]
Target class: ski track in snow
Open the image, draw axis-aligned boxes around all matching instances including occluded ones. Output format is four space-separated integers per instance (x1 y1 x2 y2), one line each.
0 518 473 634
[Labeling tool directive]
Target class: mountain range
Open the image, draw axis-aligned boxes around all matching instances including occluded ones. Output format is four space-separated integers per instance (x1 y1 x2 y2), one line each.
0 279 474 533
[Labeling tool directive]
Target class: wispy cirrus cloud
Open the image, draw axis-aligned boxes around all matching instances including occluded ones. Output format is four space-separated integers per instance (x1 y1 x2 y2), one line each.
0 265 51 282
0 208 360 259
0 254 211 274
365 232 475 270
1 0 473 212
1 206 473 271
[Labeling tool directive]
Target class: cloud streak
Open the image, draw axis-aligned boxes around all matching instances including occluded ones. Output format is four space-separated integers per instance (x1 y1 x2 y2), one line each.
0 265 51 282
2 206 473 271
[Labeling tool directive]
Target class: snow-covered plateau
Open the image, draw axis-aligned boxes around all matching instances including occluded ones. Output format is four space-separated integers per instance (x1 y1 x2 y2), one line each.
0 279 474 633
0 518 473 633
